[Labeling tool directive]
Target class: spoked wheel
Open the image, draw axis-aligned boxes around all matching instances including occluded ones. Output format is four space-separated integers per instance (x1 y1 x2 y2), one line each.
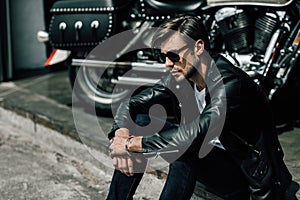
69 65 130 116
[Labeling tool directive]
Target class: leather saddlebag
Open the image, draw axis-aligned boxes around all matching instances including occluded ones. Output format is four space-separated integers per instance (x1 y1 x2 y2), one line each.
48 0 132 50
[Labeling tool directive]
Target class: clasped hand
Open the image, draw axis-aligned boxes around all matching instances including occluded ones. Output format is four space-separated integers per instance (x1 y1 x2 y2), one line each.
109 128 146 176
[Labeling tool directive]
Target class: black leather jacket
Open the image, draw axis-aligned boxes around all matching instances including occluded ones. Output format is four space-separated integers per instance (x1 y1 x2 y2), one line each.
108 54 292 199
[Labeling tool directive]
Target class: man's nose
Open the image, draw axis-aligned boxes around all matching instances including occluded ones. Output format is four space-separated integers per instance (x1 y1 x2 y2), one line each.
165 57 174 68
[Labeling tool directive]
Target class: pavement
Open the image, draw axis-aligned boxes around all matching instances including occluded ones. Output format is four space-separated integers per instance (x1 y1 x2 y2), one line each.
0 68 299 199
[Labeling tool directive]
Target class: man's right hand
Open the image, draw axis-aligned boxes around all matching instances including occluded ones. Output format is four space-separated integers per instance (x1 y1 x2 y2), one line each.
112 156 134 176
112 155 147 176
113 155 147 176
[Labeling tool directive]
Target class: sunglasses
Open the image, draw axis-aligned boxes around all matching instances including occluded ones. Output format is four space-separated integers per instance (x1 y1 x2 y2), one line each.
157 45 189 63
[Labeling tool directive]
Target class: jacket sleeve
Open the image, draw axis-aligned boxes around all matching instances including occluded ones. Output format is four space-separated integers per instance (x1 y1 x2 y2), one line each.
107 77 176 140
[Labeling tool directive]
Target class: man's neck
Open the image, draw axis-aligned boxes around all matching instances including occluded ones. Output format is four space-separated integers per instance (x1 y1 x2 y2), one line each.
190 66 206 91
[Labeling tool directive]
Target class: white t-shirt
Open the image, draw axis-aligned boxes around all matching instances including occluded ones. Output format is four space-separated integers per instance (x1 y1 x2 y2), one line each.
194 83 206 114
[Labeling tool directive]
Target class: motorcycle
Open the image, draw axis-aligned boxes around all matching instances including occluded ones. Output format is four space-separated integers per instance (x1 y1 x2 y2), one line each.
38 0 300 124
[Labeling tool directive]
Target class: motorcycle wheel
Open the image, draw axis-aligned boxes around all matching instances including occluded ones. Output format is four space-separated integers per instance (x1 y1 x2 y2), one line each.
69 65 130 116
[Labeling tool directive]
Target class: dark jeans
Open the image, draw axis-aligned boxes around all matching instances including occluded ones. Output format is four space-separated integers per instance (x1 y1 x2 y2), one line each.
106 170 144 200
106 158 197 200
106 150 250 200
106 115 250 199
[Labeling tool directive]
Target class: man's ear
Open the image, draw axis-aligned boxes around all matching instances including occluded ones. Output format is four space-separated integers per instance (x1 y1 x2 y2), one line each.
194 39 205 56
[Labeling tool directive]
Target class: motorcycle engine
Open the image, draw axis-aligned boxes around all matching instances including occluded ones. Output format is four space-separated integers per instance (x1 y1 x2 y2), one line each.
214 7 279 60
253 12 279 54
215 7 251 53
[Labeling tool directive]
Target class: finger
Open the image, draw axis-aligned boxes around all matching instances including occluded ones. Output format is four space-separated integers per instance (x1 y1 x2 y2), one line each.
109 137 115 144
120 157 129 175
112 157 118 168
109 143 116 157
116 157 123 170
127 157 134 176
109 145 114 158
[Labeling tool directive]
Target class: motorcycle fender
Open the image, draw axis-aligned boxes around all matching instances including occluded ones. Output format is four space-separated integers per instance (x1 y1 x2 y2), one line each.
45 49 71 67
205 0 293 8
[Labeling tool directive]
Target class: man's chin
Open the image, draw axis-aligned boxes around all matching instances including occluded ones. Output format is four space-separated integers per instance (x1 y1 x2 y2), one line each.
172 74 181 79
173 76 186 82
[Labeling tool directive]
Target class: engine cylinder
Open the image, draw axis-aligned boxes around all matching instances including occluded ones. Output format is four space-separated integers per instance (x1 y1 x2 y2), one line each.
215 8 251 53
254 13 278 53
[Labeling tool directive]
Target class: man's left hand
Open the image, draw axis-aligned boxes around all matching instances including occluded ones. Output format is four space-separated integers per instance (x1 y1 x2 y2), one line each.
109 136 128 156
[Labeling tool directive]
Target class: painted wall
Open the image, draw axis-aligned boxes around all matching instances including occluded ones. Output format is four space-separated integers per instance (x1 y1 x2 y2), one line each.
10 0 47 71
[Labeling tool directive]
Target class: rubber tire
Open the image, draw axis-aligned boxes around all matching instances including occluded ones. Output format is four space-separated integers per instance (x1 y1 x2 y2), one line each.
68 65 130 116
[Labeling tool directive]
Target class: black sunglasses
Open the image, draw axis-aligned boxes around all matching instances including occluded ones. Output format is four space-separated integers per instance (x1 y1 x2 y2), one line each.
157 45 189 63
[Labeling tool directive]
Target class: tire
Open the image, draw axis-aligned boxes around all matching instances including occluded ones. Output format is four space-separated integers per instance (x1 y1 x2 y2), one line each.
69 65 130 116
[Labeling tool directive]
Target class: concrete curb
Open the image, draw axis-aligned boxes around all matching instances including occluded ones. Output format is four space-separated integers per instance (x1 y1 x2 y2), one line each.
0 106 171 199
0 91 167 177
0 104 219 200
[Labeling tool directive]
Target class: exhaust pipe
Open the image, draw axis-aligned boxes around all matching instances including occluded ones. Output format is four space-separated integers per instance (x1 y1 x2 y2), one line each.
72 59 168 73
73 58 168 86
111 76 160 86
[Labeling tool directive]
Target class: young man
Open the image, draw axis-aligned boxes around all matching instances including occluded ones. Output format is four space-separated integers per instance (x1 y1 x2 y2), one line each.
107 16 293 199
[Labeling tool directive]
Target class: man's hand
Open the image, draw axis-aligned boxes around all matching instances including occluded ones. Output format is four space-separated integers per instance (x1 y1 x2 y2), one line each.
112 156 134 176
112 155 146 176
109 136 127 156
115 128 130 138
109 128 130 158
109 133 146 176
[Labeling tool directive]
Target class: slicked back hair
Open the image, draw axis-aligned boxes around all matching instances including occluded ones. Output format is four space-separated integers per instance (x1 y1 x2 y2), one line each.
152 15 210 52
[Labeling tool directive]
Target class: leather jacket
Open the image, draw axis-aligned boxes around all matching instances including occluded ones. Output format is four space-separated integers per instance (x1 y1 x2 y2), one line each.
108 54 292 199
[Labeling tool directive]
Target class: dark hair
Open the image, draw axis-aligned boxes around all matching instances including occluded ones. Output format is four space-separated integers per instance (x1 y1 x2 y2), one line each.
152 15 210 51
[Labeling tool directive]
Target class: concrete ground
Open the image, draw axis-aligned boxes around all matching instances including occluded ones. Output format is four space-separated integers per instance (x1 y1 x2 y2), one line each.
0 107 167 200
0 69 299 199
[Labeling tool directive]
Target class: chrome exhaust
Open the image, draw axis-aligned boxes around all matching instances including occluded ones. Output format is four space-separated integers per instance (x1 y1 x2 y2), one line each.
72 59 168 73
111 77 161 86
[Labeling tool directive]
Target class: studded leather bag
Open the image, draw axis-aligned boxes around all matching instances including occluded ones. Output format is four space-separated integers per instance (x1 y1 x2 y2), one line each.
48 0 132 50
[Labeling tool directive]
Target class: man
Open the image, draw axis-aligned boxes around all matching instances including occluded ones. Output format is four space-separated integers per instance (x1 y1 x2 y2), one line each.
106 16 293 199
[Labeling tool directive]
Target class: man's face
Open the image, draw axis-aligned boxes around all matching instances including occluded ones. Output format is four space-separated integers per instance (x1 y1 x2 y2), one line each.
161 34 197 82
